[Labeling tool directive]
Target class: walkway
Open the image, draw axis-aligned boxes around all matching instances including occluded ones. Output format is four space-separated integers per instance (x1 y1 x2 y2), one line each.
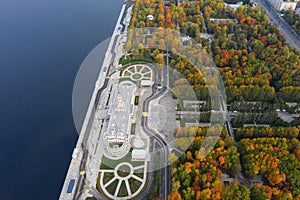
121 64 153 82
99 162 148 199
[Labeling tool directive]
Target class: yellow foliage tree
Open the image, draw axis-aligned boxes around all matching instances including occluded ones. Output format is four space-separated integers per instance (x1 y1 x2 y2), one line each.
186 151 193 160
168 191 182 200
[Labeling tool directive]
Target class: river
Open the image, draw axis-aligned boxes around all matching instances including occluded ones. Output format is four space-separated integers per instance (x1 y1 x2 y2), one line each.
0 0 122 199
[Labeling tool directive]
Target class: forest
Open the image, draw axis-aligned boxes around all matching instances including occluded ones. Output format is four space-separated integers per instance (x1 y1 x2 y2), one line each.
282 10 300 37
125 0 300 104
121 0 300 199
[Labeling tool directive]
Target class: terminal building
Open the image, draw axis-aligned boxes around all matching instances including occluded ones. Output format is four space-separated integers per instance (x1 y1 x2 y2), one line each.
104 84 136 145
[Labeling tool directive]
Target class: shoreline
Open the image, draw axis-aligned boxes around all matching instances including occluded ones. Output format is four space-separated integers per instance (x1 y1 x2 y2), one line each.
59 2 130 199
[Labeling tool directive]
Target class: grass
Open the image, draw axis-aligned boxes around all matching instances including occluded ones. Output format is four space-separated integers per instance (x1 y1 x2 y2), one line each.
119 56 154 66
100 152 144 170
119 67 126 76
106 179 119 195
86 197 97 200
97 150 148 198
131 123 136 135
117 165 131 177
118 181 128 197
132 73 142 79
134 96 139 105
136 65 143 71
103 172 114 185
129 177 142 194
141 66 150 74
133 167 144 179
155 151 160 169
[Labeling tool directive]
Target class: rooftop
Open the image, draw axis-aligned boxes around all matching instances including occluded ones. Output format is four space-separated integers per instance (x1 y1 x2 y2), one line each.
104 84 136 143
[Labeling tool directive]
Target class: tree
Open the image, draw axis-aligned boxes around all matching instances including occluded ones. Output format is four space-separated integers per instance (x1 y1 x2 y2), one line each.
224 136 234 148
251 186 271 200
222 182 250 200
182 187 195 200
225 146 241 177
171 180 181 192
154 53 164 67
168 191 182 200
275 192 293 200
186 151 193 160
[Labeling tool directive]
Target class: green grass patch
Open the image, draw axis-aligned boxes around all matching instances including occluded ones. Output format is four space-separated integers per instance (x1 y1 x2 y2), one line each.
119 56 154 66
100 162 114 170
134 96 139 105
119 67 126 76
141 67 150 74
100 152 144 170
118 181 128 197
136 65 143 71
129 177 142 194
86 197 97 200
133 168 144 179
103 172 114 185
117 165 131 177
130 123 136 135
106 179 119 195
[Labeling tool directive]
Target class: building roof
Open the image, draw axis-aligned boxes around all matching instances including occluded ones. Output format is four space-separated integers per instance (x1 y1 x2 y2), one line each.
104 84 136 142
132 149 147 160
140 80 153 86
224 2 243 11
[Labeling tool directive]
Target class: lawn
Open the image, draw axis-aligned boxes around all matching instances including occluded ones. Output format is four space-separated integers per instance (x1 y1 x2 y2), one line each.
134 96 139 105
100 151 144 170
130 123 136 135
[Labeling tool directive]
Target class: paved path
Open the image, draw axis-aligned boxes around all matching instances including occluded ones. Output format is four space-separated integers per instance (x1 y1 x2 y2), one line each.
99 162 148 199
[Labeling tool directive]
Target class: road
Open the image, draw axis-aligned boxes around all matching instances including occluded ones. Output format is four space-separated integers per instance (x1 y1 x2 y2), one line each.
141 86 170 200
140 59 170 199
256 0 300 51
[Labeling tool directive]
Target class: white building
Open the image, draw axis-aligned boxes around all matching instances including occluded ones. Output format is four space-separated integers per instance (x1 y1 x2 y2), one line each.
268 0 298 11
224 2 243 11
132 149 147 161
140 79 153 87
104 84 136 144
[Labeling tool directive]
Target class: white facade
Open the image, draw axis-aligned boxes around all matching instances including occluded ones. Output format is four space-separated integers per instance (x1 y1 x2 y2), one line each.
140 79 153 87
268 0 297 11
280 2 297 10
132 149 147 160
104 84 136 144
224 2 243 11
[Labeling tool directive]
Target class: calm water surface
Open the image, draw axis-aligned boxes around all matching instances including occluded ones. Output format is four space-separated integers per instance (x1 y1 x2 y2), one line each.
0 0 122 199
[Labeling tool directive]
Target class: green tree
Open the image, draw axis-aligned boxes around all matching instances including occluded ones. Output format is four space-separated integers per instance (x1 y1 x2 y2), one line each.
250 187 271 200
222 182 250 200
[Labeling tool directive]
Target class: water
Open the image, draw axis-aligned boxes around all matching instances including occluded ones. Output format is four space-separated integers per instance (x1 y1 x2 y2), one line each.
0 0 122 199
